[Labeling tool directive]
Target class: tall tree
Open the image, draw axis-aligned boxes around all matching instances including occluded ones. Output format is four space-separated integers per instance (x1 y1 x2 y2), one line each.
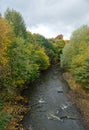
0 17 15 88
61 25 89 89
4 8 27 39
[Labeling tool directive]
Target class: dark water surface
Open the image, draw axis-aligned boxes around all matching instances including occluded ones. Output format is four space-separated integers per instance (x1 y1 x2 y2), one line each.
23 66 84 130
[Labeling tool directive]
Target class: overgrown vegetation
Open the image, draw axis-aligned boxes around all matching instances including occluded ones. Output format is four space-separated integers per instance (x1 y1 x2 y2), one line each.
1 7 89 130
61 25 89 89
0 9 65 129
0 99 11 130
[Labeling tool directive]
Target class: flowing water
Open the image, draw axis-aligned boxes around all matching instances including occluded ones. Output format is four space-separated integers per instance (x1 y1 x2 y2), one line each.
23 66 84 130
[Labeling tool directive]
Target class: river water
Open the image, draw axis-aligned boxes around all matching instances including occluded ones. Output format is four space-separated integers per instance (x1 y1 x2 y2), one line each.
23 66 84 130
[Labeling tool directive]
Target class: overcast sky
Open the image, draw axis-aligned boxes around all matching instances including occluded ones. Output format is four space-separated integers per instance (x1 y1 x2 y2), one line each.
1 0 89 39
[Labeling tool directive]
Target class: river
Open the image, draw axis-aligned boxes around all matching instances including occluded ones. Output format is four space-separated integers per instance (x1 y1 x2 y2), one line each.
22 66 84 130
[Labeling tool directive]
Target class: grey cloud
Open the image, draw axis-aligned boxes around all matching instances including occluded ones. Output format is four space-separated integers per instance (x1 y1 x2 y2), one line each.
1 0 89 38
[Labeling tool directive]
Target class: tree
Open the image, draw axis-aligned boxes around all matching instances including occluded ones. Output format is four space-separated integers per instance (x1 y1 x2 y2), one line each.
61 25 89 89
70 25 89 44
32 34 56 63
34 48 50 70
54 39 65 61
4 8 27 39
61 43 72 68
70 45 89 88
61 25 89 69
6 37 39 92
0 17 15 89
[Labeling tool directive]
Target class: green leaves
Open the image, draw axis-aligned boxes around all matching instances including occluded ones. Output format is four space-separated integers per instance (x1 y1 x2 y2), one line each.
0 17 15 89
4 8 27 39
70 49 89 88
0 112 11 130
7 37 40 89
61 25 89 89
0 98 11 130
0 8 63 95
34 48 50 70
0 8 66 130
4 34 50 91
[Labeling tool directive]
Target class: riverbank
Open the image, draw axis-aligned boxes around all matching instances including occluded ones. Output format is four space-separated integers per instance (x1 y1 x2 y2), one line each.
4 95 29 130
63 72 89 130
2 67 87 130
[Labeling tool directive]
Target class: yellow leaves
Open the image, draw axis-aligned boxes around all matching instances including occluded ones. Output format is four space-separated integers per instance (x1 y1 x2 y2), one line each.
35 48 50 70
69 44 89 88
15 80 25 86
61 25 89 88
0 19 11 45
74 55 84 64
0 18 15 70
1 56 8 66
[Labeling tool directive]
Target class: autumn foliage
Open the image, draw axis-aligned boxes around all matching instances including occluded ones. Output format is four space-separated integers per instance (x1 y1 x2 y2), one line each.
0 17 15 89
61 25 89 89
0 9 58 95
0 9 65 129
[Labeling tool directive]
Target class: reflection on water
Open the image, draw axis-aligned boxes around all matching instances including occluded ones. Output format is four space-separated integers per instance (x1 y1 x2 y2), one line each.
38 98 45 103
23 67 84 130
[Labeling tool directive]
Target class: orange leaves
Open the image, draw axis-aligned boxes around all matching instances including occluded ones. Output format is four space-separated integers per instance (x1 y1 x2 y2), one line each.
0 19 10 45
0 17 15 78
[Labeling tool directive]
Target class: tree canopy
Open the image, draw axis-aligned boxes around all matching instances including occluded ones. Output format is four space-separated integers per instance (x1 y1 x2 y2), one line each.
4 8 27 39
61 25 89 89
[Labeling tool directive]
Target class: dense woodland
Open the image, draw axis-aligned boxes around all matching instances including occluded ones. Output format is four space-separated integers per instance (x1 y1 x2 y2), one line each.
0 8 89 130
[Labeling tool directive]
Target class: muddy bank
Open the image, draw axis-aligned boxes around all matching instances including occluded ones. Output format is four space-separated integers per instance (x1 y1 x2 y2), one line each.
63 72 89 130
5 96 29 130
